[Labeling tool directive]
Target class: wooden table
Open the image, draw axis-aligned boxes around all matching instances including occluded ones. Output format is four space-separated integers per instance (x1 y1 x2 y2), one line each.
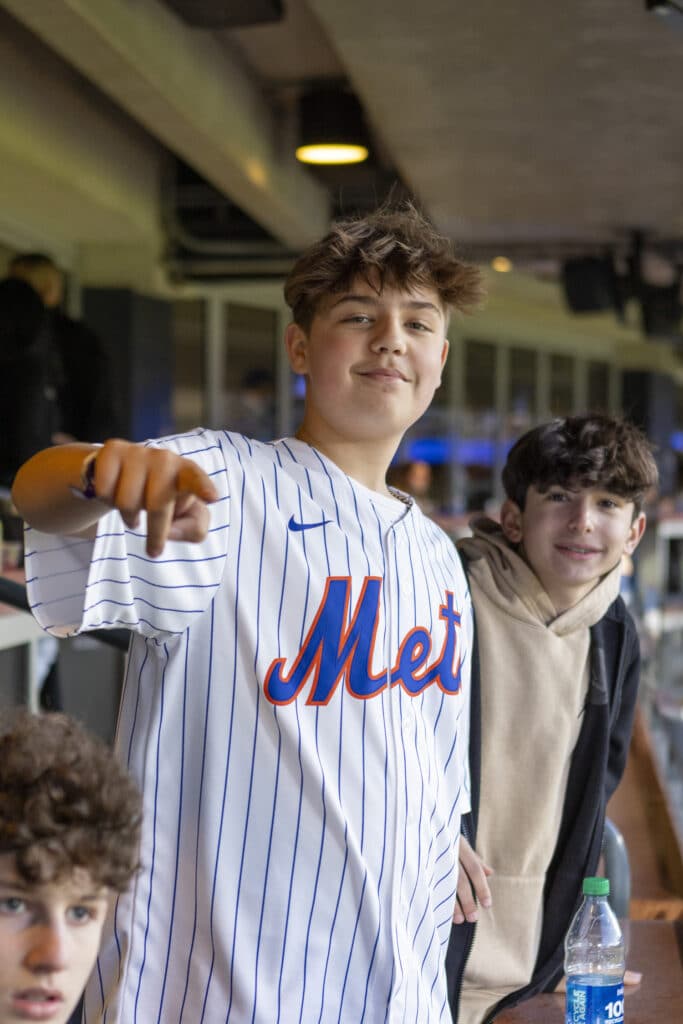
496 920 682 1022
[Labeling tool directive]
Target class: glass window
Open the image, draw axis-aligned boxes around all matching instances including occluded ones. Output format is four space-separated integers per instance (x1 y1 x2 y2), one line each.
550 353 574 416
172 299 205 432
508 347 536 427
465 339 496 411
223 303 278 440
457 339 500 513
587 360 610 412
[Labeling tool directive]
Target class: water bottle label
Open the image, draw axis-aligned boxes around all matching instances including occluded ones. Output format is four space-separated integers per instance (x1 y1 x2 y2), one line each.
565 980 624 1024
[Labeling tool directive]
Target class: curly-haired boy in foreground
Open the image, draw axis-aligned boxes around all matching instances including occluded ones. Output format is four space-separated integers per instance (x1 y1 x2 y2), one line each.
0 711 141 1024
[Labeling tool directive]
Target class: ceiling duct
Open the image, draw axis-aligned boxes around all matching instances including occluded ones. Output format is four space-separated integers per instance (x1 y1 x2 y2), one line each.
161 159 297 280
163 0 284 29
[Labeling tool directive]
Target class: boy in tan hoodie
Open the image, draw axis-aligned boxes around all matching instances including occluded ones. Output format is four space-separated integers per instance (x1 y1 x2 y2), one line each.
445 414 658 1024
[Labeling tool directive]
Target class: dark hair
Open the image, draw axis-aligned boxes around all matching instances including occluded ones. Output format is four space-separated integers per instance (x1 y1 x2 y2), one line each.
9 252 57 272
502 414 659 515
0 711 141 891
284 202 485 329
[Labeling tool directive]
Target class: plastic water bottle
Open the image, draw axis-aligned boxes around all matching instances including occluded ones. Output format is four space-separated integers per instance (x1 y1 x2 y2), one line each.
564 877 625 1024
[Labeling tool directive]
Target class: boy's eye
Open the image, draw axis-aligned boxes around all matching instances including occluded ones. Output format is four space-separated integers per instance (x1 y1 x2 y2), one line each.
407 320 431 332
343 313 371 324
66 904 98 925
0 896 26 915
547 491 568 502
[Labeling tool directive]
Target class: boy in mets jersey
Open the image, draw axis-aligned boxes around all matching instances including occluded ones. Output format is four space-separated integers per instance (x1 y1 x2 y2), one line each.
13 204 484 1023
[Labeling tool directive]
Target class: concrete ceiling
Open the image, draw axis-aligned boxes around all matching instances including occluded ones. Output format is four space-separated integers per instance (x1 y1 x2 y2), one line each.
1 0 681 262
235 0 683 258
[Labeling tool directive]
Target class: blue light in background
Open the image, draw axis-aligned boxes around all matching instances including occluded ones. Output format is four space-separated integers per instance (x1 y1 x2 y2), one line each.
406 436 500 466
455 438 498 465
406 437 453 463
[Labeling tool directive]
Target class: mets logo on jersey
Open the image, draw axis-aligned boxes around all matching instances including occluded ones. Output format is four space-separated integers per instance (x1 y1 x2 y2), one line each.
264 576 463 706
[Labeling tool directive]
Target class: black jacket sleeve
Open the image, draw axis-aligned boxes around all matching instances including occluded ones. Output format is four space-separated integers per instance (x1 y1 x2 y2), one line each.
605 611 640 800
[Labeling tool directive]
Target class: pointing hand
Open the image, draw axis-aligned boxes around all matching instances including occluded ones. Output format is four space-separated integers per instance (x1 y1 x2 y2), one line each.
90 439 219 557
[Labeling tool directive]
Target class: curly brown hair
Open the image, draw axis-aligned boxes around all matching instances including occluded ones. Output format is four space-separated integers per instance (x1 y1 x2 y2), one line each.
0 710 141 891
502 414 659 515
284 201 485 330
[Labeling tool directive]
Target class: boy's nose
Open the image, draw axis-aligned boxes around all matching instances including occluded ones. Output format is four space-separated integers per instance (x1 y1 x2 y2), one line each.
568 501 594 531
370 318 407 354
24 924 69 973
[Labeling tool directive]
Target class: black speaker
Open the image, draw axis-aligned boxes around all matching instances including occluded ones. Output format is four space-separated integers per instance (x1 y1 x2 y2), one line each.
640 281 682 338
561 257 616 313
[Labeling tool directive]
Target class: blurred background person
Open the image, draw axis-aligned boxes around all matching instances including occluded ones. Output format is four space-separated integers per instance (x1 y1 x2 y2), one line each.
9 253 122 446
1 252 122 712
387 457 437 515
0 265 62 490
227 367 276 441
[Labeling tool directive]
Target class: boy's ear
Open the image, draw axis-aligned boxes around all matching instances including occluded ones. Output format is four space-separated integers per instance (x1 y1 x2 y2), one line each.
433 338 450 387
285 322 309 375
500 498 524 543
623 511 647 555
440 337 449 372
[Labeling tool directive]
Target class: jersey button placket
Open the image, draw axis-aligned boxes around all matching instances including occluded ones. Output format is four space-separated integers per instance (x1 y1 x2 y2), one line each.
395 528 411 588
384 523 410 1014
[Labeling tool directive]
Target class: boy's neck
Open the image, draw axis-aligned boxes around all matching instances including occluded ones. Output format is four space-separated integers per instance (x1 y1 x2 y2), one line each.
295 426 399 497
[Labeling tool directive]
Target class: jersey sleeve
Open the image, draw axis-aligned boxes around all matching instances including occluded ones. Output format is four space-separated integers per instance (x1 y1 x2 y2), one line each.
24 430 230 641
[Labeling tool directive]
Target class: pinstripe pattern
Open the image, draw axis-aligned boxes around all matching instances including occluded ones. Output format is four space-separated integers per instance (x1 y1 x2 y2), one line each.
24 429 471 1023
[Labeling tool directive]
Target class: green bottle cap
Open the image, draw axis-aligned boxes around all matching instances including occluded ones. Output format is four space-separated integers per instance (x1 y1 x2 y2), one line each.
583 876 610 896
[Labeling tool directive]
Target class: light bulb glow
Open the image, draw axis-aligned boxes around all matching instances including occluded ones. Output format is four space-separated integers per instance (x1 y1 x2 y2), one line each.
295 143 369 165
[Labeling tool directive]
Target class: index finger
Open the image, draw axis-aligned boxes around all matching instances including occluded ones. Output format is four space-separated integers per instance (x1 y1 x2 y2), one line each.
146 502 175 558
144 459 217 556
176 459 219 503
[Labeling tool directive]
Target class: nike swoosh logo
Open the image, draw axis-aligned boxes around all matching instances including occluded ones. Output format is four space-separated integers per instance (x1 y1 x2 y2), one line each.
288 515 332 532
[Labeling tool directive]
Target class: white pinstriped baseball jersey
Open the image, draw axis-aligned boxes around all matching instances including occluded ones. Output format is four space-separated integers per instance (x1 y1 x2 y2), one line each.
25 429 471 1024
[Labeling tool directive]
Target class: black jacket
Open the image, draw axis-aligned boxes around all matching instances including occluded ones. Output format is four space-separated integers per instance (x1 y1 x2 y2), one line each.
446 594 640 1022
0 278 63 487
51 310 123 443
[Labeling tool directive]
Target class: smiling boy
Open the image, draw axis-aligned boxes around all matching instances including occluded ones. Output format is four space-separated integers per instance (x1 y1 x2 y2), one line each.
0 711 141 1024
12 205 484 1022
446 414 658 1023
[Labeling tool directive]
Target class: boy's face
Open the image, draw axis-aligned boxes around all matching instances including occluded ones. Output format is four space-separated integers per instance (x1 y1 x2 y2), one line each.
0 852 110 1024
500 483 646 612
285 275 449 450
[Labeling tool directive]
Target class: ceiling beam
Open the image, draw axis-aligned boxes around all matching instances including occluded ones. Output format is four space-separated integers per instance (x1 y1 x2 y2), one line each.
0 15 163 261
0 0 330 249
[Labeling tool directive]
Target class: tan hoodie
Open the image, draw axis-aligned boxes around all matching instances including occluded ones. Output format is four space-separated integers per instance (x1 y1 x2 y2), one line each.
456 517 621 1024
